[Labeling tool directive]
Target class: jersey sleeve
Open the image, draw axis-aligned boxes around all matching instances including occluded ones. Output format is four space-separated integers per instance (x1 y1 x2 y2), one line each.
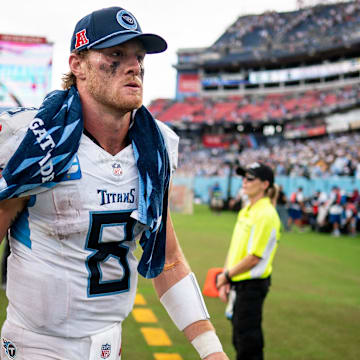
248 213 277 258
156 120 179 175
0 108 38 169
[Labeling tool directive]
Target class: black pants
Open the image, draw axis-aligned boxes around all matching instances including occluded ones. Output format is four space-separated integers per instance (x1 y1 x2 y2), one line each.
231 277 271 360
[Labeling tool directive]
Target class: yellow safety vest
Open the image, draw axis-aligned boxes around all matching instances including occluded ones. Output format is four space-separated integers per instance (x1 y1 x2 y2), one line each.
226 197 281 282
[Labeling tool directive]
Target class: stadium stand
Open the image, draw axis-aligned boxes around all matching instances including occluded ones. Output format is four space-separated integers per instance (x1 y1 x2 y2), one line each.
209 1 360 63
148 1 360 176
149 84 360 125
175 131 360 178
148 1 360 238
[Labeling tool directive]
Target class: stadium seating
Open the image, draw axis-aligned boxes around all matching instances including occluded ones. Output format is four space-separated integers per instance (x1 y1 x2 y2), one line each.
149 84 360 125
210 2 360 62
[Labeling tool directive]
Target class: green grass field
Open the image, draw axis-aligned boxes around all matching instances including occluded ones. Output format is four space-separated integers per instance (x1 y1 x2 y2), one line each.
1 205 360 359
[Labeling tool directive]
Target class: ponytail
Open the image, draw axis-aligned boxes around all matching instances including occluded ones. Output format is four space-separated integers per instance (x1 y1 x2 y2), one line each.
266 183 280 207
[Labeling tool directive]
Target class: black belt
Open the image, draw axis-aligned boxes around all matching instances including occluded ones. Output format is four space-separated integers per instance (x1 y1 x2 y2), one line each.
231 276 271 288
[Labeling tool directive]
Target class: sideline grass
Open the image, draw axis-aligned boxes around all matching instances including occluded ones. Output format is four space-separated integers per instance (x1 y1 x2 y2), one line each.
1 205 359 360
122 205 360 360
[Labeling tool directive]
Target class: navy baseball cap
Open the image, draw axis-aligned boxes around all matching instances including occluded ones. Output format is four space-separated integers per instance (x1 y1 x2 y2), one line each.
70 7 167 54
236 162 274 186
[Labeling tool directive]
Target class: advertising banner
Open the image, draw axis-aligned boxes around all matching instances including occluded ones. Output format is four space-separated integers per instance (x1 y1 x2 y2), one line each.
249 58 360 84
0 34 53 108
202 134 231 148
178 73 200 94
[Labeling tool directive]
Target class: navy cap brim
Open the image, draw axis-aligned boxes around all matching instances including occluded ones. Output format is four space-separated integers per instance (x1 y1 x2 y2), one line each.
236 165 274 186
236 166 255 177
90 32 167 54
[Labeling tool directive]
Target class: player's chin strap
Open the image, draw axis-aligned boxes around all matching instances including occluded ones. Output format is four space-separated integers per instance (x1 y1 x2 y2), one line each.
160 272 223 359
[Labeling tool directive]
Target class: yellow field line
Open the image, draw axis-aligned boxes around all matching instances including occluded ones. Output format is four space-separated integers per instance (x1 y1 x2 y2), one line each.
134 293 147 305
154 353 184 360
132 308 158 323
132 291 183 359
140 327 172 346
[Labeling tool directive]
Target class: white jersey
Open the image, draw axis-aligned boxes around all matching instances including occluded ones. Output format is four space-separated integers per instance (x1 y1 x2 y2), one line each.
6 113 179 338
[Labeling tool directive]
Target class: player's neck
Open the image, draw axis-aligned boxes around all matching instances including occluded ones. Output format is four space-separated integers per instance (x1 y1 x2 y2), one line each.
78 88 136 155
82 107 132 156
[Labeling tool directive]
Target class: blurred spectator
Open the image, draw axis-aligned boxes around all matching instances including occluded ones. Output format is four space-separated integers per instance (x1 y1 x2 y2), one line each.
307 190 325 231
276 185 289 231
328 186 344 236
209 182 224 214
342 200 357 236
288 187 305 231
228 187 248 212
349 189 360 205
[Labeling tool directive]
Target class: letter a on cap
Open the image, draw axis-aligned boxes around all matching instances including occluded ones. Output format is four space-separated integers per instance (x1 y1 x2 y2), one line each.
75 29 89 49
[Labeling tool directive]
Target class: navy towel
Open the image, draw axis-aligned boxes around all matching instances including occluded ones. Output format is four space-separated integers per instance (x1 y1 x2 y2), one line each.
0 86 170 279
0 86 83 199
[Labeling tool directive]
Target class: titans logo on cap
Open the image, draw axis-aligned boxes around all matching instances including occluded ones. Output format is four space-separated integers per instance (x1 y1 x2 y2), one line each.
116 10 138 30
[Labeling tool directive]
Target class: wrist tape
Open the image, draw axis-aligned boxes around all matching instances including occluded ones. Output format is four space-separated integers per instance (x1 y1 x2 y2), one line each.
160 272 210 331
191 331 223 359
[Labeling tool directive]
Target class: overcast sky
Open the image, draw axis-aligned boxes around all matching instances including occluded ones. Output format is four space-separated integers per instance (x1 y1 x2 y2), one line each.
0 0 299 105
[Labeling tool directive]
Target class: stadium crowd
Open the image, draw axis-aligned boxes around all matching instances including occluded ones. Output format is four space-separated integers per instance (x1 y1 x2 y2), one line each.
211 1 360 59
277 185 360 237
239 132 360 178
216 180 360 238
176 132 360 178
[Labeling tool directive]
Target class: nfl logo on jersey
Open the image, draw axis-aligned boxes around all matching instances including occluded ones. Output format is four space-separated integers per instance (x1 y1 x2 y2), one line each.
112 162 123 177
101 343 111 359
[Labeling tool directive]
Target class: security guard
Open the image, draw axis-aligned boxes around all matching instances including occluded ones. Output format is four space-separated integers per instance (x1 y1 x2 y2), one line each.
217 162 281 360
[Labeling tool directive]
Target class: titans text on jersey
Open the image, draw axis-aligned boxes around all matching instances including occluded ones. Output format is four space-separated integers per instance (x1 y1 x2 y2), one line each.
97 188 136 206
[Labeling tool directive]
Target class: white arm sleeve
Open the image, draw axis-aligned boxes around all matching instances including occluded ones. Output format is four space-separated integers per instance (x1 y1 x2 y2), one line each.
160 272 210 331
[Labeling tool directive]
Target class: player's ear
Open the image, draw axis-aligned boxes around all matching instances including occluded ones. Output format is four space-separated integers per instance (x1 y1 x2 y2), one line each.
69 52 87 81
